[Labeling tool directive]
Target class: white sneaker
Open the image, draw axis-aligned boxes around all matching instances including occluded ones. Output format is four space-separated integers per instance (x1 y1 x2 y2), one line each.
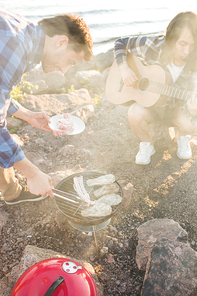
176 135 192 159
135 142 155 165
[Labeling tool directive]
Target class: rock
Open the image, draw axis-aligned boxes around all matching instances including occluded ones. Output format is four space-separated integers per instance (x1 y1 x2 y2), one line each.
117 180 134 208
7 117 23 130
48 170 76 187
31 80 48 94
75 70 105 94
19 93 70 115
100 246 109 256
24 68 46 82
65 89 92 108
23 68 66 94
19 89 92 116
48 168 84 188
59 144 91 159
22 50 113 96
64 56 97 80
142 237 197 296
0 208 9 232
95 49 114 72
44 70 66 93
107 254 115 263
22 68 48 94
0 245 103 296
136 218 188 271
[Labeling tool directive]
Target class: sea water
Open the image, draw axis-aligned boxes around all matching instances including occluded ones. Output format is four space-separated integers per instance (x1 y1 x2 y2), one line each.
0 0 196 54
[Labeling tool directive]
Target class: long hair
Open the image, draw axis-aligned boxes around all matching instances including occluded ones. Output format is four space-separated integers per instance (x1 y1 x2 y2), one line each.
38 14 93 61
160 11 197 70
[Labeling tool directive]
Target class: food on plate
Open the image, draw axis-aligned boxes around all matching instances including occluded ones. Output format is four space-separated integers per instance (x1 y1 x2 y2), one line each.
87 174 115 186
81 201 112 217
53 113 74 136
97 193 122 206
93 183 119 198
73 175 94 206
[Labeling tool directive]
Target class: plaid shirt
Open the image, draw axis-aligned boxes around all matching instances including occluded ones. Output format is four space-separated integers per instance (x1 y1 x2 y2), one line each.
114 35 197 119
0 10 45 168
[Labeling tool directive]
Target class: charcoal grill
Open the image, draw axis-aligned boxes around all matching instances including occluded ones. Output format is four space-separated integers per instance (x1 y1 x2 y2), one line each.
54 171 124 232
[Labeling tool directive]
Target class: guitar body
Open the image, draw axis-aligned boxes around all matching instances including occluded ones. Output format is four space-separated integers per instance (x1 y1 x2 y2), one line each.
106 53 172 107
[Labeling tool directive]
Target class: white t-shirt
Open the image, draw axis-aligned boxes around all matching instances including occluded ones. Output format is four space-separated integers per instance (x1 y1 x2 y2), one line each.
167 62 185 83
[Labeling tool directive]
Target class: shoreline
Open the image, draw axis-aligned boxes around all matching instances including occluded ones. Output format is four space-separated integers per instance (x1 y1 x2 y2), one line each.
93 30 166 55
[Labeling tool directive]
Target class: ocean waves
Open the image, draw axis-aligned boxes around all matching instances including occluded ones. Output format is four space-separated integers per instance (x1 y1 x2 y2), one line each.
0 0 196 54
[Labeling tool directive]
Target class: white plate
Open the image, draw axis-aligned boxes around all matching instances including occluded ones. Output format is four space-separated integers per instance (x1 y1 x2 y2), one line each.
49 114 85 135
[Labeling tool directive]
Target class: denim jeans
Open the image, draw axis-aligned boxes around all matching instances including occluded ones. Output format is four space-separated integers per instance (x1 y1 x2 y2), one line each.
0 166 22 201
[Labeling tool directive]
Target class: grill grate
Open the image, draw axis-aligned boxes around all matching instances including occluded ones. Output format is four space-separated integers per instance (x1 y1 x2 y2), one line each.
54 171 123 225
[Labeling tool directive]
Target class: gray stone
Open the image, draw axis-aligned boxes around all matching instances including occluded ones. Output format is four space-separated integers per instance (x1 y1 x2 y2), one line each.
19 89 92 116
75 70 105 93
142 238 197 296
7 117 23 130
65 56 97 80
21 50 114 95
0 208 9 232
117 180 134 209
95 49 114 72
136 219 188 271
44 70 66 93
48 170 75 188
23 68 66 94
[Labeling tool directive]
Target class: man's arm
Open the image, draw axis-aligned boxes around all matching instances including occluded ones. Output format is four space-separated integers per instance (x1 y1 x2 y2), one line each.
114 35 164 87
13 105 52 131
14 157 54 197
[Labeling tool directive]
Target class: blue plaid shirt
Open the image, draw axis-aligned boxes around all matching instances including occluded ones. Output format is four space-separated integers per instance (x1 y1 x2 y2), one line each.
0 10 45 168
114 35 197 119
114 35 165 66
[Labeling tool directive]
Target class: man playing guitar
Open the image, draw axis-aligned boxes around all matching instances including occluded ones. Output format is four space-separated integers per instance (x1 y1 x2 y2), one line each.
110 11 197 165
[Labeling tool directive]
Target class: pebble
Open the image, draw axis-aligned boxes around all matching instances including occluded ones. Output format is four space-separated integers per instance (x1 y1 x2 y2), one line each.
100 246 108 256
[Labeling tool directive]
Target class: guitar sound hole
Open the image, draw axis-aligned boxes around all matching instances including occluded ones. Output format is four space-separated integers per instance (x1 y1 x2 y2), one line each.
138 78 149 91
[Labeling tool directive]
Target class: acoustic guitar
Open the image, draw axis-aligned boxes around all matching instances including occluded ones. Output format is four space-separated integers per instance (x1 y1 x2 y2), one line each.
106 53 196 107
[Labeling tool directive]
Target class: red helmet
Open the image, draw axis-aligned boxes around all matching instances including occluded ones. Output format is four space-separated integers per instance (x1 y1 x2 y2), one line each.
10 258 98 296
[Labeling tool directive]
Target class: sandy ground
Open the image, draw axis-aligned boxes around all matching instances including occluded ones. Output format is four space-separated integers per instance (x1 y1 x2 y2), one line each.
1 97 197 295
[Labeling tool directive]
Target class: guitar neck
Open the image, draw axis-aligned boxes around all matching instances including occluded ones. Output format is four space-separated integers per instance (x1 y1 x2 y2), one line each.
148 81 195 101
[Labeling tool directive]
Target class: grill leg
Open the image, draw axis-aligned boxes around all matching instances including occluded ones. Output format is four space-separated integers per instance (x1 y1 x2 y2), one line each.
93 231 99 253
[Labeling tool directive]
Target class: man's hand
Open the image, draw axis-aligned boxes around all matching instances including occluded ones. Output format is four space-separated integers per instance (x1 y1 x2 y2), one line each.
26 111 52 131
13 106 52 131
14 157 54 198
26 169 53 198
119 63 138 87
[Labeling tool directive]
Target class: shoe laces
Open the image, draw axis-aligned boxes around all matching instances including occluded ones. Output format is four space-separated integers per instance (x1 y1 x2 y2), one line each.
138 142 150 154
178 136 190 151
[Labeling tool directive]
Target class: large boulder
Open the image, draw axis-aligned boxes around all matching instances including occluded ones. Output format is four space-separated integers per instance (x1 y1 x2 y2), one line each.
0 207 9 233
95 48 114 72
23 68 66 94
142 237 197 296
136 218 188 271
136 219 197 296
19 89 92 116
74 70 105 94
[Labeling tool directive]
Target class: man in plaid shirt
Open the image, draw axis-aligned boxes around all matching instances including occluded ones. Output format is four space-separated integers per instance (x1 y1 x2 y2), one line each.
0 10 92 204
114 11 197 165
